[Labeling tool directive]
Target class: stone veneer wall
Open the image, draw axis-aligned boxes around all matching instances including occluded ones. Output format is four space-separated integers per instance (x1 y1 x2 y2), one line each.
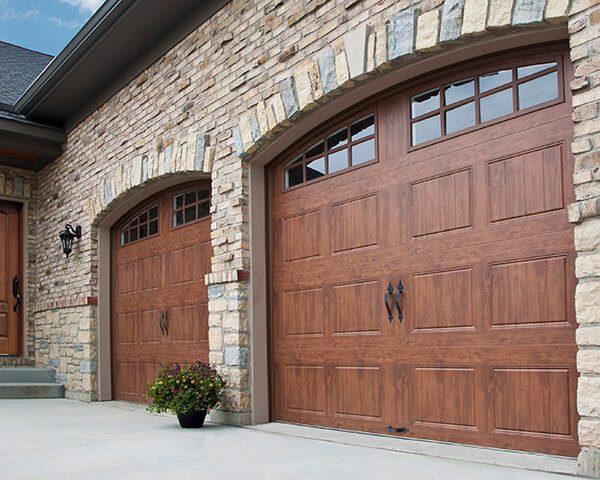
567 2 600 475
28 0 600 475
0 167 36 366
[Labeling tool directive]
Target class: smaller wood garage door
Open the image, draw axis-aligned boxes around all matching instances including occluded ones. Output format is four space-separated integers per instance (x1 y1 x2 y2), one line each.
112 181 212 403
268 45 579 456
0 201 21 356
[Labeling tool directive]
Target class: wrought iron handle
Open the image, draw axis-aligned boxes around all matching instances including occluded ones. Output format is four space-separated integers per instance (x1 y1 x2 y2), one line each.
163 309 169 336
384 282 394 322
12 275 20 313
394 280 404 321
159 311 165 335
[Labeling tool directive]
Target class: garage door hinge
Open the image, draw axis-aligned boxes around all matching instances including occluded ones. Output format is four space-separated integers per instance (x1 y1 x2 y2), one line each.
386 425 409 434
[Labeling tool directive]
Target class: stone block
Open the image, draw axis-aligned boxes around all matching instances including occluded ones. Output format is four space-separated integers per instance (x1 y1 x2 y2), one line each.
580 419 600 447
440 0 466 42
579 448 600 477
224 347 249 367
512 0 546 25
575 217 600 251
344 23 369 79
579 348 600 374
282 76 299 119
461 0 488 34
416 9 440 51
577 251 600 278
194 133 210 171
576 281 600 324
579 376 600 416
578 325 600 346
388 9 415 60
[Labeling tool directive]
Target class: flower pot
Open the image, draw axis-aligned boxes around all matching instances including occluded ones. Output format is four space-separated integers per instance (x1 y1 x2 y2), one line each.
176 409 207 428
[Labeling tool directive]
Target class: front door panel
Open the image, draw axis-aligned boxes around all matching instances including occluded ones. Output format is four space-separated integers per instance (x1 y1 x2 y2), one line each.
0 202 21 356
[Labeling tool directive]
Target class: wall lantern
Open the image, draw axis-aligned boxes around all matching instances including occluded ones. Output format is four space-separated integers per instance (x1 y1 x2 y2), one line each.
59 224 82 258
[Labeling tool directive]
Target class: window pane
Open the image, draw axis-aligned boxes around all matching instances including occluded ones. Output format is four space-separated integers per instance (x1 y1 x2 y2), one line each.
198 189 210 200
130 218 138 227
412 115 441 145
351 115 375 141
149 205 158 219
480 88 513 122
306 140 325 158
444 79 474 105
139 211 148 223
479 69 512 93
120 231 128 245
285 164 303 188
175 195 183 209
139 224 148 239
328 149 348 173
306 157 325 181
445 102 475 134
412 89 440 117
518 71 558 110
198 202 210 219
184 191 196 205
149 220 158 235
517 62 557 79
130 229 138 242
184 206 196 223
351 139 375 165
327 128 347 150
173 210 183 227
286 155 303 166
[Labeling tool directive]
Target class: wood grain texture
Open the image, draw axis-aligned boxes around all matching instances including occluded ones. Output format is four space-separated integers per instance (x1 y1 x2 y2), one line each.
268 46 578 456
0 202 21 355
111 181 211 403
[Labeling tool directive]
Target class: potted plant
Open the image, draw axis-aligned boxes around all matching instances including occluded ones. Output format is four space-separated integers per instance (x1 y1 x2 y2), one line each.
147 361 226 428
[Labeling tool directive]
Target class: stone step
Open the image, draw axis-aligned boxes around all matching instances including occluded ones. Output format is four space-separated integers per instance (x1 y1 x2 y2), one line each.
0 368 56 383
0 382 65 399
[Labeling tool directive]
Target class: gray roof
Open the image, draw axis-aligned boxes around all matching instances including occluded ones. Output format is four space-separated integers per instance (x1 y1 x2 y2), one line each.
0 41 53 108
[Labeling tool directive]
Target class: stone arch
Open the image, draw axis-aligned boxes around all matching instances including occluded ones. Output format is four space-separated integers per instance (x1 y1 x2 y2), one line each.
233 1 569 159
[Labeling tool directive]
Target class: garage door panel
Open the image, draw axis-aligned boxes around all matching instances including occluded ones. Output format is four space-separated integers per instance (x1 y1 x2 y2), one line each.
332 365 384 421
331 279 381 336
488 143 564 223
491 367 572 437
410 367 478 430
490 255 568 328
410 268 475 332
330 194 380 253
282 364 327 416
138 309 161 344
410 168 472 238
279 287 325 339
281 210 323 262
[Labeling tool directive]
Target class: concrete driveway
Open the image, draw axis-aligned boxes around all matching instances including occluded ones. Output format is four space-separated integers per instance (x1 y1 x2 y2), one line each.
0 399 584 480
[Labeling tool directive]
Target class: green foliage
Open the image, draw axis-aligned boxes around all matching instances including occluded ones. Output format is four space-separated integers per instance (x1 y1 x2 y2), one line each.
147 361 226 414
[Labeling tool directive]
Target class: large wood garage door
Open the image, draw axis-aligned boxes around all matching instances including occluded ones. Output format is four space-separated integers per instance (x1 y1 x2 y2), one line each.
112 181 211 403
269 45 579 456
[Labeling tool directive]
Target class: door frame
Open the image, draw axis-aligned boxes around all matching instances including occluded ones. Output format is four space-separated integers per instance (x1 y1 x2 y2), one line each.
0 196 26 357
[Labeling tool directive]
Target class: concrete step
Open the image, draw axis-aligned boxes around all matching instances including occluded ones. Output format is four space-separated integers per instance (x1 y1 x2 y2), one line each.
0 382 65 399
0 368 56 383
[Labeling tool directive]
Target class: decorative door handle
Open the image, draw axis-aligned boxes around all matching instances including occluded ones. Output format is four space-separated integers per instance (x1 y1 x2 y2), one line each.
163 309 169 336
12 275 20 313
384 282 394 322
394 280 404 321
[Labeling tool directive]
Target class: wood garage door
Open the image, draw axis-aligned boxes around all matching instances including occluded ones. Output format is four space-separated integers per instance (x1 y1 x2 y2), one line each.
112 181 211 402
268 45 579 456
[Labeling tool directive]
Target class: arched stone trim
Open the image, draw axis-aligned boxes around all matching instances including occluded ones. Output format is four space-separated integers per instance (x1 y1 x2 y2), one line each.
87 131 215 225
233 0 569 159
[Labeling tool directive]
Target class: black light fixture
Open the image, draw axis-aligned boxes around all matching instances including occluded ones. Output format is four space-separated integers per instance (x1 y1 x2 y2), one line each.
59 224 82 258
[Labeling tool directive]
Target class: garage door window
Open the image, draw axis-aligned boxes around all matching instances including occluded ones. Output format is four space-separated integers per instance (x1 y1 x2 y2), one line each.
172 189 210 227
120 204 159 245
284 114 377 189
411 59 561 146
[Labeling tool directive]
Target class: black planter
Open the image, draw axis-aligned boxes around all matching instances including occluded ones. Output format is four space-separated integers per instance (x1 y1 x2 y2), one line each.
176 409 207 428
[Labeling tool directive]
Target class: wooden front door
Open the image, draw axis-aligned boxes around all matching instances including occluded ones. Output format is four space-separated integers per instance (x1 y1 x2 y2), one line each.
0 201 21 356
269 45 579 456
111 182 211 403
